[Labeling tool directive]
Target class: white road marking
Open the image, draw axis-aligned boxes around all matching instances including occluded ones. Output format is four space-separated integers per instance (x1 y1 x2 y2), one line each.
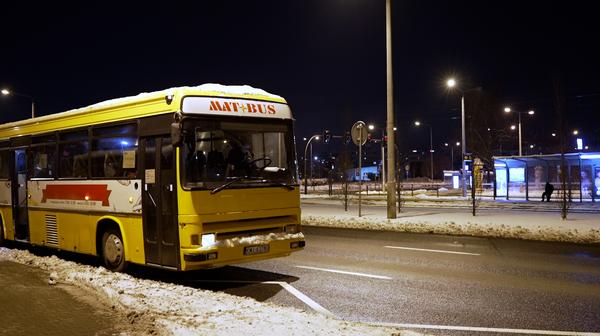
384 245 481 256
263 281 335 318
295 265 392 280
188 279 335 317
369 322 600 335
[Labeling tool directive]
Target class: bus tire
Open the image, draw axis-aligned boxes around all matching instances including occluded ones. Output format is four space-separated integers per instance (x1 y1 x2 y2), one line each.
101 228 128 272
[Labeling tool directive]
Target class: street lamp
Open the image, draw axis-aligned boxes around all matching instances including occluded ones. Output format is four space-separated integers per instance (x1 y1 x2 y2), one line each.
444 141 460 170
504 106 535 156
303 135 319 194
1 88 35 118
414 120 434 180
446 78 469 197
368 124 387 192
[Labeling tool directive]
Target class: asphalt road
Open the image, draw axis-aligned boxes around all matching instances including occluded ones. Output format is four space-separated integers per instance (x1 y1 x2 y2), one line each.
166 226 600 336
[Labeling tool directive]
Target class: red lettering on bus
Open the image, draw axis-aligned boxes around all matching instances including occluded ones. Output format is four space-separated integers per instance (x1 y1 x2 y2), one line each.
209 101 223 111
267 105 276 114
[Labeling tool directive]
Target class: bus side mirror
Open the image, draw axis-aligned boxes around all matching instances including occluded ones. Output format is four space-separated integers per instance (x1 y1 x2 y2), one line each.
171 123 182 146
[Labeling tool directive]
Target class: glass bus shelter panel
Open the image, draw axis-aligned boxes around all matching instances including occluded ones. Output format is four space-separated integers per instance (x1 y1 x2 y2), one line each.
581 164 594 200
508 167 527 199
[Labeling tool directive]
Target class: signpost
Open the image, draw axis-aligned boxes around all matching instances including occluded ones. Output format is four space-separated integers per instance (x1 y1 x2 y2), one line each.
352 121 368 217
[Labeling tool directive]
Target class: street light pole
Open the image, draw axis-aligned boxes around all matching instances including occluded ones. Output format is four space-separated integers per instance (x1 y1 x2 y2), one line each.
385 0 397 218
446 79 468 197
504 107 534 157
517 111 522 156
460 94 466 196
429 124 433 181
303 135 319 194
1 89 35 118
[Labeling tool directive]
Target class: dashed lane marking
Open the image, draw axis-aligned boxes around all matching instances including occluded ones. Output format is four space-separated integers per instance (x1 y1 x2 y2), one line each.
295 265 392 280
384 245 481 256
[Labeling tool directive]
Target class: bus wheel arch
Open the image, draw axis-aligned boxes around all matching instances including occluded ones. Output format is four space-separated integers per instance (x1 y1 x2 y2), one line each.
96 217 128 272
0 213 4 245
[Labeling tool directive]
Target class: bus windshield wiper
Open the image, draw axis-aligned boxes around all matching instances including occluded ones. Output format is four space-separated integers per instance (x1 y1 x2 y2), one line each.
210 176 263 194
210 177 295 194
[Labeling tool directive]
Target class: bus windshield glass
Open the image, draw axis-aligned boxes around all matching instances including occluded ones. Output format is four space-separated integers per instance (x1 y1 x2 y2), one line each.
181 118 297 189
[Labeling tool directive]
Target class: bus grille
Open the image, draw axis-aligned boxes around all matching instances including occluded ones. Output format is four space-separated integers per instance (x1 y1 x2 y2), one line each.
45 215 59 246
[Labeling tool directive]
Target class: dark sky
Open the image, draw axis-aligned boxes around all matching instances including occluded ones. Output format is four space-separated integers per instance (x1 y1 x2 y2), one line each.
1 1 599 154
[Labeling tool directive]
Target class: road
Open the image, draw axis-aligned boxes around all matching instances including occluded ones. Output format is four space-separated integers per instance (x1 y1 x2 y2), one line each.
163 226 600 336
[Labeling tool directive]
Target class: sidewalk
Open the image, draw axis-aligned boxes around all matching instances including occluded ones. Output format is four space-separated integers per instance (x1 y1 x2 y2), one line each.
301 198 600 244
0 260 122 336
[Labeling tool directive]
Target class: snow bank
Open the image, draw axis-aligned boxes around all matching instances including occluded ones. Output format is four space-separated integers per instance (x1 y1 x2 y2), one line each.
301 214 600 244
203 232 304 250
0 247 421 336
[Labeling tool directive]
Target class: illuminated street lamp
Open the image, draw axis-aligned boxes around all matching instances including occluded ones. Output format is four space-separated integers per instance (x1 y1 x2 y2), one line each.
446 78 470 196
444 141 460 170
504 106 535 156
573 130 579 135
414 120 434 180
303 135 320 194
1 88 35 118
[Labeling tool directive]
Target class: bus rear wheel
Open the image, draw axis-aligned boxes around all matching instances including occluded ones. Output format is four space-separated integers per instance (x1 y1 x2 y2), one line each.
101 229 128 272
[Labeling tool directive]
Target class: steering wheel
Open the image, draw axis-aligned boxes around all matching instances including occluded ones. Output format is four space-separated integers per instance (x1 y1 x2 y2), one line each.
248 157 272 172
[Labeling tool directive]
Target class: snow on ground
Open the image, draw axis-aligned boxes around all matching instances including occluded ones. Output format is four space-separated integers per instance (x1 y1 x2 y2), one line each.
0 247 423 336
302 200 600 244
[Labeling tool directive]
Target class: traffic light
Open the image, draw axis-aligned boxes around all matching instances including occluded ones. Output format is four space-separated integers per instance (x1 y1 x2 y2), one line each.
344 131 351 145
324 130 332 144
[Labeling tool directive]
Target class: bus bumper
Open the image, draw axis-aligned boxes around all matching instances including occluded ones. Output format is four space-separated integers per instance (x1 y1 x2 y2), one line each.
180 238 305 271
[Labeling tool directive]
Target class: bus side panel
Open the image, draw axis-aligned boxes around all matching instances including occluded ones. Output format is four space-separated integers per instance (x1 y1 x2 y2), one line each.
118 216 145 265
0 180 12 240
0 205 14 240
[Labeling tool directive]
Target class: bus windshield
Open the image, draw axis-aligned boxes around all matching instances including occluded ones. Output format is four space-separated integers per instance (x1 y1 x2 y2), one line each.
181 118 297 189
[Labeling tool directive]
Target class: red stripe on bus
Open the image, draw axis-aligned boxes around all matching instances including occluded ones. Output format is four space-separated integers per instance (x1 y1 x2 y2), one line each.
41 184 112 206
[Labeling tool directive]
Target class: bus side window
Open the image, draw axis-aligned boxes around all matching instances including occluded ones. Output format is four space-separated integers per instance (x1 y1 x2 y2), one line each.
59 130 89 179
92 137 137 178
0 150 9 179
29 144 56 179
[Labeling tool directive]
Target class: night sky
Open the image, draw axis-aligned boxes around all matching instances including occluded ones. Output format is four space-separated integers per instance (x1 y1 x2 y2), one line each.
1 1 599 160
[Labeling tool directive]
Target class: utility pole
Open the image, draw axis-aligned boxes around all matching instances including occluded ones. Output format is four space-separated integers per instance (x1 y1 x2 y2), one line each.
385 0 397 218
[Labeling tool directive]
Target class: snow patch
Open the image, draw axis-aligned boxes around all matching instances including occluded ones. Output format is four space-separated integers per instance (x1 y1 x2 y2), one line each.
301 214 600 244
202 232 304 250
0 247 421 336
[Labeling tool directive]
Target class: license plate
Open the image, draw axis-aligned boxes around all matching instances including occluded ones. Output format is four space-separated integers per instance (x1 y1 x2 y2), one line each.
244 245 269 256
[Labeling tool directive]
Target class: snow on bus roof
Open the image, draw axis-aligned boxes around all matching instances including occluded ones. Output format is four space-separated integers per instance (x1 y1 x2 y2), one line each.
0 84 284 130
86 83 284 109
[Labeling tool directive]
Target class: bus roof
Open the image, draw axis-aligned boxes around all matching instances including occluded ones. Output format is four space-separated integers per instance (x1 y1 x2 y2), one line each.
0 84 288 139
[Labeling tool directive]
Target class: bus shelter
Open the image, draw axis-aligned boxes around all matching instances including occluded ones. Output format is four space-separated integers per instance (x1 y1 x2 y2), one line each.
493 153 600 202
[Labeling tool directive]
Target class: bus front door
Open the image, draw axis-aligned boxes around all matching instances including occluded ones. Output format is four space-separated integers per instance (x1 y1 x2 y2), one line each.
141 137 180 269
12 149 29 241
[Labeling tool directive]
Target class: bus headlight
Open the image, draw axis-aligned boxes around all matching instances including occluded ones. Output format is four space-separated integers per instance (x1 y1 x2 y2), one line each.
284 224 300 234
201 233 216 247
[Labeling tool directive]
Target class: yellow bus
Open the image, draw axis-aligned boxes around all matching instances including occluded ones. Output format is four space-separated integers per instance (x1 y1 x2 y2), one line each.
0 84 305 271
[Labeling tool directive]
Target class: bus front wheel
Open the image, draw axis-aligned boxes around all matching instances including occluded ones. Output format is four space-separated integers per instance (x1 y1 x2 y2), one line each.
101 229 128 272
